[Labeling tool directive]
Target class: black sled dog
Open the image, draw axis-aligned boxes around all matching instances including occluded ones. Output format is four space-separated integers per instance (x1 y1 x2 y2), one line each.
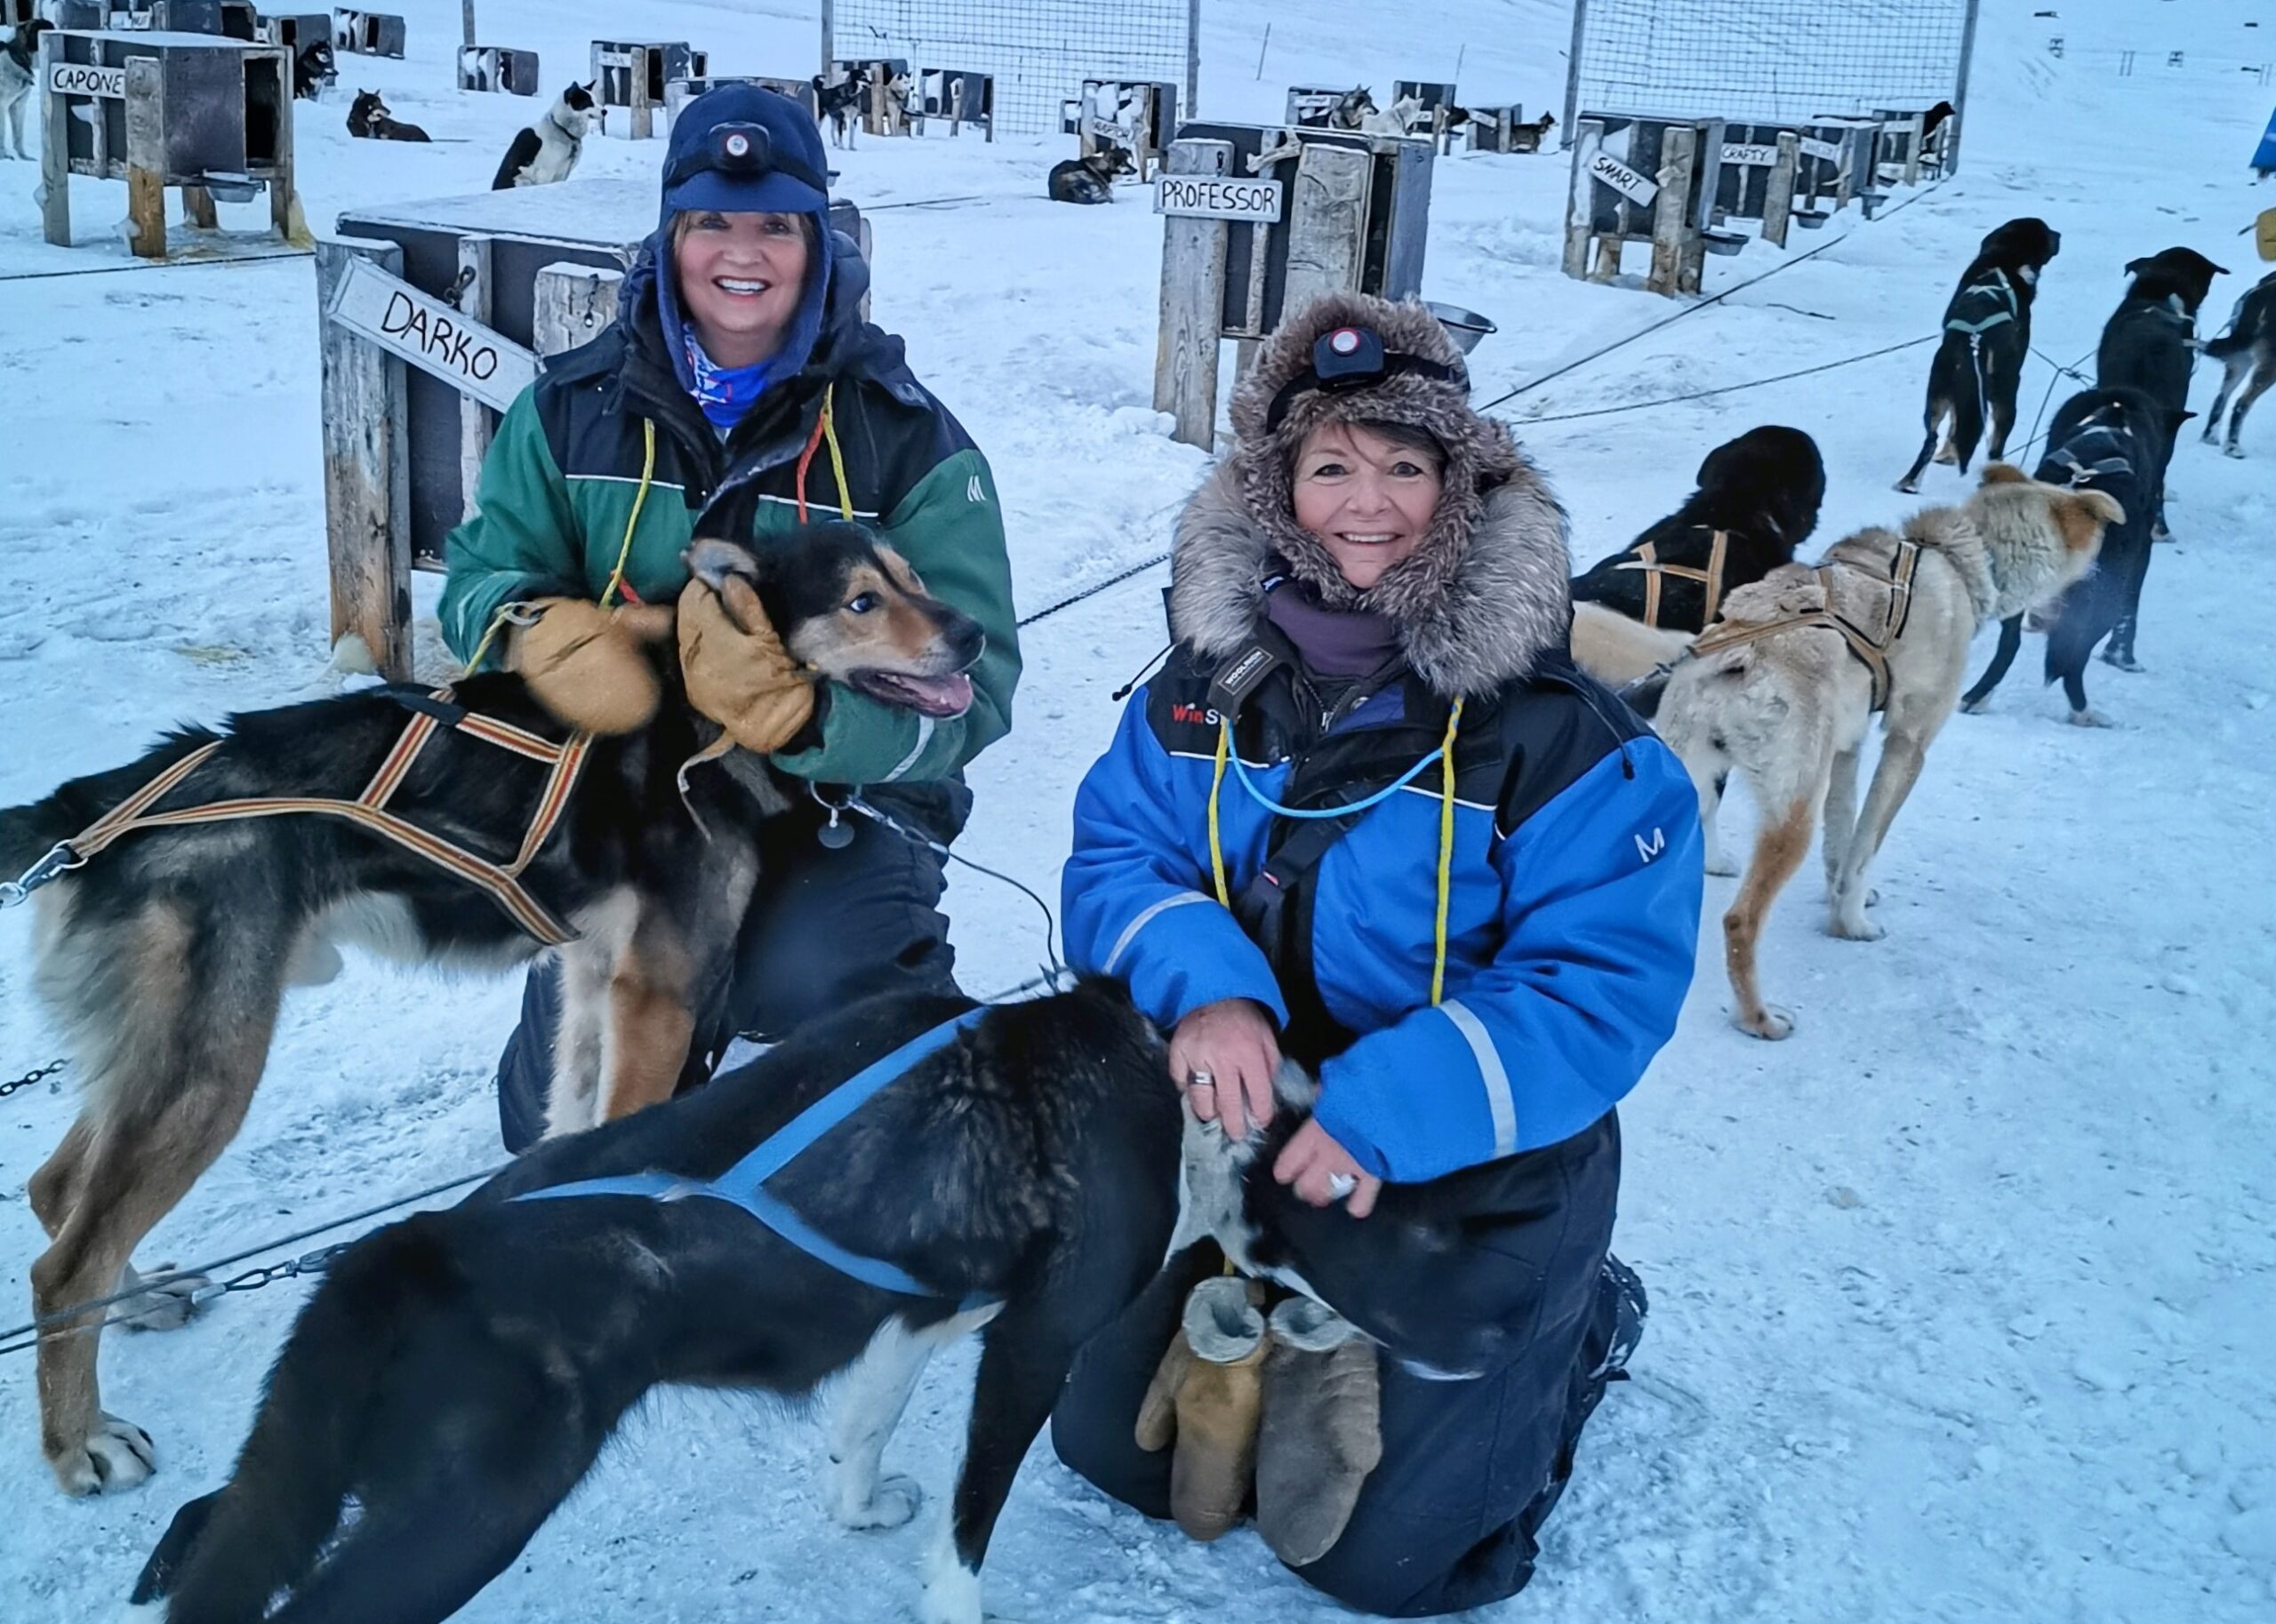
812 70 866 148
2096 246 2226 539
491 82 597 188
125 984 1186 1624
1961 387 2168 723
1 526 981 1497
1896 217 2062 492
347 89 429 142
1567 424 1827 694
1046 143 1134 204
2202 269 2276 459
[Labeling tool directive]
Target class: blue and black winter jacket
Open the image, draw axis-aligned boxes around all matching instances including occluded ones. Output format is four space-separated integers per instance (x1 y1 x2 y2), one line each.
1065 463 1703 1187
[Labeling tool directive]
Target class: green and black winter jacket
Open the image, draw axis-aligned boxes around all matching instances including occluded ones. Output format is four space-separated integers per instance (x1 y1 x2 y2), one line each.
439 236 1019 788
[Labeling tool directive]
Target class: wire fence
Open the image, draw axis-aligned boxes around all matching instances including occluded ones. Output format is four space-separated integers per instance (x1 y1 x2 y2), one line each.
1569 0 1975 125
826 0 1195 138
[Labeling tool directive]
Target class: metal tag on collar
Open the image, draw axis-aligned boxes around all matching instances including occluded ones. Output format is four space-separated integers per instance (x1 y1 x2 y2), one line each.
810 784 856 849
1208 641 1284 716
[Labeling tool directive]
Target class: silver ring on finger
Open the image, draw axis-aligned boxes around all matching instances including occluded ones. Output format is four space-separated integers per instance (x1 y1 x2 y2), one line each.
1187 1069 1214 1090
1326 1172 1358 1201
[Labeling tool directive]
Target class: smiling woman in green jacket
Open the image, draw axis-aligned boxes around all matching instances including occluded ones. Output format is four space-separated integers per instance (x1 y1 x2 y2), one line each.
441 84 1020 1149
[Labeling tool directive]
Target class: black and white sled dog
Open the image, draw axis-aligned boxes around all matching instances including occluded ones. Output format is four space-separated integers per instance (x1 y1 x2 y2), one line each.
125 985 1187 1624
2097 245 2227 540
1962 387 2176 723
1 19 52 162
812 69 866 148
291 39 336 102
491 81 597 189
1046 142 1134 204
1896 217 2062 493
2202 270 2276 459
348 89 429 142
1568 424 1827 692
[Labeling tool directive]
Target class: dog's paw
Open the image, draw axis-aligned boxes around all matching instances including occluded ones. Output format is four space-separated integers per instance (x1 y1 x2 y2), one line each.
2098 650 2144 674
1893 477 1919 495
50 1412 156 1496
919 1537 983 1624
116 1264 211 1333
1735 1004 1795 1041
2224 442 2248 460
1959 692 1992 715
1827 912 1887 942
831 1471 923 1531
2067 707 2114 729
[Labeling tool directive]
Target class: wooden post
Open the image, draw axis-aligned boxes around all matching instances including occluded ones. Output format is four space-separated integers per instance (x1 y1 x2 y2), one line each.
629 46 653 140
1897 113 1923 185
1279 141 1371 316
39 32 71 247
1154 138 1232 452
268 45 299 243
1762 131 1799 249
182 185 219 228
1562 117 1603 281
1647 123 1695 297
455 235 495 521
533 262 625 358
317 237 414 680
124 57 167 261
461 0 475 48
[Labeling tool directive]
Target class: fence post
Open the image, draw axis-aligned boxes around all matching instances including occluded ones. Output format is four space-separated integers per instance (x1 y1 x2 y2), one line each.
38 33 70 246
1762 132 1799 249
533 263 625 358
1154 138 1232 451
629 45 653 140
455 235 495 522
124 57 166 260
317 237 414 680
1563 117 1603 280
1648 124 1695 296
1279 141 1372 316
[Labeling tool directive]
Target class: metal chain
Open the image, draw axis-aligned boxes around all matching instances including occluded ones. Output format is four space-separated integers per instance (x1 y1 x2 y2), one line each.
0 1059 68 1100
188 1243 357 1308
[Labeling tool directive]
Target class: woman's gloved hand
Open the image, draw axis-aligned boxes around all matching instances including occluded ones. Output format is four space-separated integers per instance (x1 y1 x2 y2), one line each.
677 572 817 755
507 597 676 735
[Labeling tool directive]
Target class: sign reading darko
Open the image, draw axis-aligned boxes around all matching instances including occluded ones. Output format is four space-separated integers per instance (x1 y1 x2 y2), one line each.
324 255 538 413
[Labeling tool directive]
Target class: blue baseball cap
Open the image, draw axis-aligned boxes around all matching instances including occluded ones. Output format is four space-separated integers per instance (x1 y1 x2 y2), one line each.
661 83 830 216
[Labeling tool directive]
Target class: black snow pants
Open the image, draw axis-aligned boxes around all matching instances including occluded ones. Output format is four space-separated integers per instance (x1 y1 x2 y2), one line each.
1051 1110 1625 1618
493 780 969 1153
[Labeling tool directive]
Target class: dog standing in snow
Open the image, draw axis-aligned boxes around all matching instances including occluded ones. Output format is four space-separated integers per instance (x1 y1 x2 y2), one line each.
2 20 52 161
491 82 597 190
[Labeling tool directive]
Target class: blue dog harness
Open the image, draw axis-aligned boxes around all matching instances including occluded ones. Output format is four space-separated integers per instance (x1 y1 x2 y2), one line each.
513 1009 995 1308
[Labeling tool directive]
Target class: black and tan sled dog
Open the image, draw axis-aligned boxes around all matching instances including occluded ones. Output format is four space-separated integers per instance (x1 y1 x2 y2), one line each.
1896 217 2062 493
0 524 980 1497
1567 424 1827 692
125 984 1185 1624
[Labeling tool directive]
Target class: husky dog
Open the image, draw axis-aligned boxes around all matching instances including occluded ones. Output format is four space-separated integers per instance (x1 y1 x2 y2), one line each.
1896 218 2062 492
1046 142 1134 204
2097 246 2227 538
1 20 52 161
1505 109 1556 153
1655 466 2120 1040
1962 388 2176 722
2202 270 2276 458
291 39 336 101
348 89 429 142
1357 92 1425 138
0 524 982 1495
124 984 1186 1624
491 81 597 189
1325 85 1378 132
812 69 866 148
1568 425 1827 691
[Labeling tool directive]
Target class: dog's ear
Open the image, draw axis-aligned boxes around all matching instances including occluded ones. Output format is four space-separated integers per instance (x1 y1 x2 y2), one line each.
2055 489 2123 548
2124 256 2149 277
685 537 764 591
1977 462 2031 486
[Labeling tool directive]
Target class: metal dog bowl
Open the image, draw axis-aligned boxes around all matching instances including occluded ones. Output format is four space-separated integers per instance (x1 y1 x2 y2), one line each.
1424 300 1497 354
1858 190 1890 220
1701 229 1750 257
1791 208 1831 229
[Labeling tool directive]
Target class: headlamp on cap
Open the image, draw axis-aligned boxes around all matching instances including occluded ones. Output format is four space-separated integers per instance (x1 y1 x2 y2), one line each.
663 119 830 200
1264 324 1466 432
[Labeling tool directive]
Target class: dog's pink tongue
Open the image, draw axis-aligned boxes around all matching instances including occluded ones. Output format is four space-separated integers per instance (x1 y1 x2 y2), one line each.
904 672 974 718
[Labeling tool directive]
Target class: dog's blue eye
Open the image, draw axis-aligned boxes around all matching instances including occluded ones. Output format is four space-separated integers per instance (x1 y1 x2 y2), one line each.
847 593 879 615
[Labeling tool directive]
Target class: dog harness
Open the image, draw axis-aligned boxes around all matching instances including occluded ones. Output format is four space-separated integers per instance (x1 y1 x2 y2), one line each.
2045 425 2136 489
1687 540 1923 713
1613 528 1731 629
1947 269 2019 337
0 689 591 942
512 1008 997 1308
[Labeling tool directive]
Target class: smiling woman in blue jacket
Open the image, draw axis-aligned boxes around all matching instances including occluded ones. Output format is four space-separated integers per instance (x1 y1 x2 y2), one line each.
1049 292 1703 1615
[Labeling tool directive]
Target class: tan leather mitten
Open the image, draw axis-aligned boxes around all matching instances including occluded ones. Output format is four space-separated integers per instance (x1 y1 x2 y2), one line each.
677 574 816 755
1254 1296 1382 1567
507 597 673 735
1166 1276 1268 1543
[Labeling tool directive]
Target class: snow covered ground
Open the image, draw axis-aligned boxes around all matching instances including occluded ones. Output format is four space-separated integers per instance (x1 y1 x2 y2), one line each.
3 1 2273 1619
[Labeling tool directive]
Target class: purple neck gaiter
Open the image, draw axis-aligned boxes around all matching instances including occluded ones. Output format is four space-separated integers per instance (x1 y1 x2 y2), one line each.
1262 576 1402 679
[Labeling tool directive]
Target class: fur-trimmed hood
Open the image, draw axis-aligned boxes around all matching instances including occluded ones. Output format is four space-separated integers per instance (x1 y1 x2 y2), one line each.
1166 292 1573 700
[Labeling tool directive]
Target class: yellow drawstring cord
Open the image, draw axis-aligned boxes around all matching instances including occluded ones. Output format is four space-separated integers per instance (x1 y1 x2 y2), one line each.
1203 699 1465 1005
821 386 854 522
1430 699 1464 1008
461 416 657 675
1207 719 1232 907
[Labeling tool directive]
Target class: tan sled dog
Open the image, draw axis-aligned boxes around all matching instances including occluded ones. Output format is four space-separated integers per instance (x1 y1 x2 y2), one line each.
1655 466 2120 1040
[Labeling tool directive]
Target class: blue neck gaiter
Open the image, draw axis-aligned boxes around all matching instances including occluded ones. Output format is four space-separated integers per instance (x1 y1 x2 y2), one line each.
684 334 774 433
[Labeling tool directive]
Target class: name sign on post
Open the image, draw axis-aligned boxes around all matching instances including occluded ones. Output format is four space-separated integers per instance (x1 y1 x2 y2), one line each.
1587 148 1659 208
1799 136 1843 163
1721 142 1780 167
49 61 128 99
1155 174 1285 223
324 253 538 413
